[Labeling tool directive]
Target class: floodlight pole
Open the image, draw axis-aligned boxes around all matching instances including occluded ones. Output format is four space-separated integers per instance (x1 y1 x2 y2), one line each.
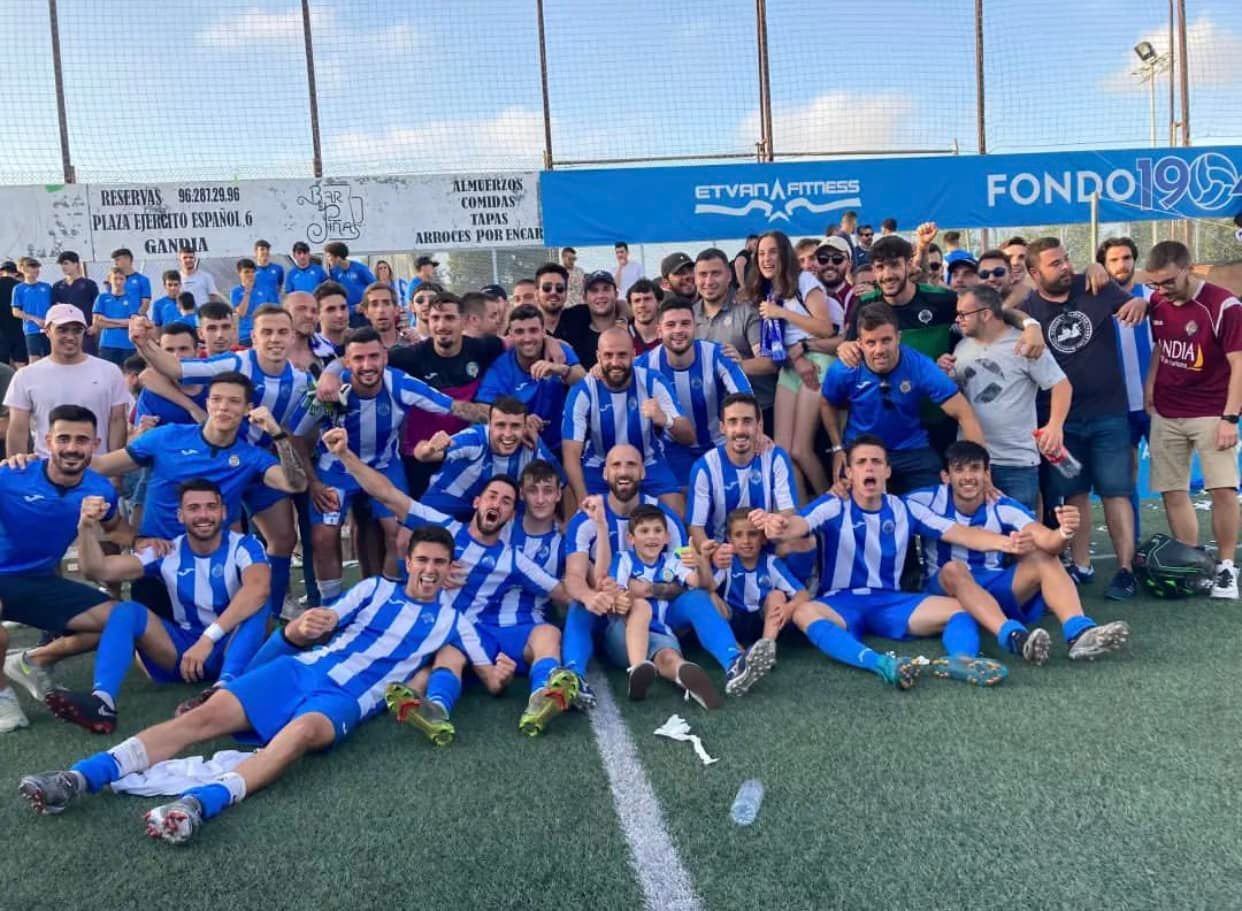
301 0 323 178
47 0 73 183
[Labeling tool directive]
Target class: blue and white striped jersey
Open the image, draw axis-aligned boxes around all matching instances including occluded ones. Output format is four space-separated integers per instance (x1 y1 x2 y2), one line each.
561 366 683 468
300 576 483 719
422 425 561 517
565 499 687 564
905 484 1035 579
400 500 557 628
609 549 695 636
687 444 797 538
179 349 316 446
641 341 751 454
799 492 955 596
1115 284 1153 413
314 367 453 474
712 552 802 616
499 521 565 627
138 531 268 632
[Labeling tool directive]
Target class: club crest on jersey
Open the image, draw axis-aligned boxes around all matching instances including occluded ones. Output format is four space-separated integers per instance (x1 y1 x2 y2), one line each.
1186 320 1198 336
537 545 550 561
758 574 770 588
661 566 675 582
478 554 496 570
211 565 224 578
376 402 390 417
899 380 912 394
881 519 896 534
228 455 240 467
466 362 479 378
918 309 933 324
690 376 703 390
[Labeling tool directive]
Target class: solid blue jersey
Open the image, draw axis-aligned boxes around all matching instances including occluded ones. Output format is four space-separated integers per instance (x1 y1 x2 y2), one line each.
565 498 687 563
229 284 278 342
127 424 278 538
501 522 565 627
422 425 562 517
799 492 955 596
314 367 453 475
13 282 53 335
133 385 209 428
179 349 316 446
138 531 267 631
300 576 470 720
399 500 555 628
562 366 683 469
821 345 959 451
477 344 580 451
905 483 1034 579
124 271 152 307
94 292 138 350
150 296 180 327
687 444 796 538
609 550 695 636
254 262 285 300
329 261 376 310
712 551 802 616
641 340 751 454
0 463 117 574
284 263 329 294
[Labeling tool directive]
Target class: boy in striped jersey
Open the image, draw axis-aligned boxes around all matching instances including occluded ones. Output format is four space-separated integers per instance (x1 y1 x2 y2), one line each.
19 526 475 844
909 441 1130 664
753 435 1030 688
641 296 752 480
304 327 454 593
43 480 271 734
323 429 578 738
416 396 562 521
700 508 810 655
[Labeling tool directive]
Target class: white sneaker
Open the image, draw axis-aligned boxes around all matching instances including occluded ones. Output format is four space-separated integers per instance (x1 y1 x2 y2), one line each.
4 650 54 701
1211 565 1238 599
0 687 29 732
279 596 305 622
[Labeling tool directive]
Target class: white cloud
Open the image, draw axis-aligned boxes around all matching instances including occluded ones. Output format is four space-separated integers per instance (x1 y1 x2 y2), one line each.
1100 16 1242 93
195 6 336 49
327 107 548 171
372 23 421 58
739 92 918 155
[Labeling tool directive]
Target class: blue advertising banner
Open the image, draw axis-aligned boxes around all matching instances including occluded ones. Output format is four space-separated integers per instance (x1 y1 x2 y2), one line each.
540 146 1242 246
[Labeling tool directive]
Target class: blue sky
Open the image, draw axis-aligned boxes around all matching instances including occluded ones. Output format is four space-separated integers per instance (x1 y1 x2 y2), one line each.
1 0 1239 185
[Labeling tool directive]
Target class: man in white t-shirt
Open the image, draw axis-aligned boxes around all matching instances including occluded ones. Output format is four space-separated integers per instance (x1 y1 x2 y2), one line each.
177 246 223 308
3 305 130 457
613 242 644 298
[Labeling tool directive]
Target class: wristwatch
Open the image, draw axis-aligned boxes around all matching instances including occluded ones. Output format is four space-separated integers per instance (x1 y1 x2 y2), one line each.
1222 414 1239 425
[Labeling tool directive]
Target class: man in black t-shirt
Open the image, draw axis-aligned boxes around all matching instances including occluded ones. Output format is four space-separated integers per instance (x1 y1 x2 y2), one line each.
554 270 624 369
0 261 26 366
1018 237 1148 601
53 251 100 355
386 292 503 497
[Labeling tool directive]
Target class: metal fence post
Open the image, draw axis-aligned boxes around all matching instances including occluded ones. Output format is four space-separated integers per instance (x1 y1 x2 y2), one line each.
974 0 987 248
755 0 773 162
47 0 73 183
536 0 554 170
301 0 324 178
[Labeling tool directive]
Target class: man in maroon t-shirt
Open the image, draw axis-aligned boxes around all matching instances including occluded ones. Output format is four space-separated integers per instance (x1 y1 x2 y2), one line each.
1144 240 1242 598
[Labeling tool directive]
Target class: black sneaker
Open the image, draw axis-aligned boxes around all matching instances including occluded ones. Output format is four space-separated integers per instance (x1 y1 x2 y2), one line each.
1105 568 1138 601
44 688 116 735
1009 627 1051 666
626 661 657 701
676 662 723 710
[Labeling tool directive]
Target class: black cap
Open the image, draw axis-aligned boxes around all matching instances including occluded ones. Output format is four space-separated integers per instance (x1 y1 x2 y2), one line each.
0 260 17 272
660 251 694 277
480 283 508 299
416 256 439 269
585 269 615 288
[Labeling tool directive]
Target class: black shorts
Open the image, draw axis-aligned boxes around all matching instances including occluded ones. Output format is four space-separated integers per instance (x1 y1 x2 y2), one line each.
0 572 112 632
0 332 28 364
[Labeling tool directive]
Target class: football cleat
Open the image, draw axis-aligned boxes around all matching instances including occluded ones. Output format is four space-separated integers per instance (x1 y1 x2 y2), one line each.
4 650 55 702
18 770 83 816
930 655 1009 687
173 687 219 718
144 797 203 845
1068 621 1131 661
45 689 116 735
518 668 579 737
875 653 921 690
1010 628 1052 667
725 638 776 697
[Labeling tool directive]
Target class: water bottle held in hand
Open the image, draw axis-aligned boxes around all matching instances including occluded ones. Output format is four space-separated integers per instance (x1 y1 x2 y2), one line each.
730 778 765 826
1033 430 1082 479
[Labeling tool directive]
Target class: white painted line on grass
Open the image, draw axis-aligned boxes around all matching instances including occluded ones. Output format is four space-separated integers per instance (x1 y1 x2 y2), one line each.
585 670 704 911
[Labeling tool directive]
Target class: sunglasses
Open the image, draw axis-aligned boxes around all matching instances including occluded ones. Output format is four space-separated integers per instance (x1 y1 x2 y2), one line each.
540 283 566 292
978 267 1008 280
816 253 848 266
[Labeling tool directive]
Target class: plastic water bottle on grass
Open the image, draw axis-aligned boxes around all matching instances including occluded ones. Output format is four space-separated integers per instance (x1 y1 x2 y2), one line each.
730 779 764 826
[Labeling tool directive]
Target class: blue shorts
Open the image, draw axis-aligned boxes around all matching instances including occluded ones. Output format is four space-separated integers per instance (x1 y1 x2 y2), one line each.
473 621 544 675
888 447 943 496
24 333 50 358
1128 410 1150 447
989 465 1040 514
243 481 289 517
602 615 681 666
583 459 680 499
925 566 1045 625
223 656 361 745
0 572 111 632
1045 413 1134 500
136 618 229 684
815 589 928 641
309 463 407 525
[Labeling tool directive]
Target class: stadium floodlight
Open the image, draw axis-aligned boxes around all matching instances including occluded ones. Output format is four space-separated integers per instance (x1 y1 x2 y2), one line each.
1133 41 1159 63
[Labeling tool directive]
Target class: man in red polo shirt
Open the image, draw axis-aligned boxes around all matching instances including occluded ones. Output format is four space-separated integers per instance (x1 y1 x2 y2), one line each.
1143 240 1242 599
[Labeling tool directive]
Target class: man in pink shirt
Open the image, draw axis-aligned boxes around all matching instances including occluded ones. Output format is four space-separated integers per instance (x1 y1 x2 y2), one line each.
1143 240 1242 599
